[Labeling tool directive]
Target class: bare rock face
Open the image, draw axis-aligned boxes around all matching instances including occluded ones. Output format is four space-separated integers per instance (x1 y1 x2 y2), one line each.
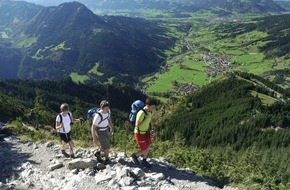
0 136 238 190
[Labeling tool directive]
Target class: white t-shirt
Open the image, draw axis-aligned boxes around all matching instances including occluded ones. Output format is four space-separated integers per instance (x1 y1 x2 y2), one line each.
56 112 72 133
92 110 110 131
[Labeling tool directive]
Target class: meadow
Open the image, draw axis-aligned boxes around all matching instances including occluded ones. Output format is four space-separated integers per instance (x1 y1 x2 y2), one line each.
142 17 290 100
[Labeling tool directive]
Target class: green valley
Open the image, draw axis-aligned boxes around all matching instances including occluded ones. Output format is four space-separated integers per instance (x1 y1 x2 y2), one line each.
142 14 290 101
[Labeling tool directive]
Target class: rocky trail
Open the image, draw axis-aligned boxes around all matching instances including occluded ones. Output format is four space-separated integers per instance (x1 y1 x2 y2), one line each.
0 124 237 190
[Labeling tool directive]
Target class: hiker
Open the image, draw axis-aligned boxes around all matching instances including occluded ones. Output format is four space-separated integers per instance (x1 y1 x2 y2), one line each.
28 109 39 129
55 103 82 158
91 100 114 164
131 97 158 167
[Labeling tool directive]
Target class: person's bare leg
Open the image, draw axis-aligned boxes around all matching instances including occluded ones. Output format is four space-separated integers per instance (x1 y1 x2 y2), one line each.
61 141 67 150
68 141 74 154
135 147 149 159
103 148 110 160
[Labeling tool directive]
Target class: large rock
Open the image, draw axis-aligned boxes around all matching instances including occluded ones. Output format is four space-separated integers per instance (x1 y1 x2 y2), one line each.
45 142 54 147
95 173 112 184
67 158 97 170
116 166 130 179
49 162 64 171
146 173 165 181
118 176 134 186
132 168 145 178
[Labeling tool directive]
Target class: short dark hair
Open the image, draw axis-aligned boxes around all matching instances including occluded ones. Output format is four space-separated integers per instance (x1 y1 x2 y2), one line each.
145 97 158 106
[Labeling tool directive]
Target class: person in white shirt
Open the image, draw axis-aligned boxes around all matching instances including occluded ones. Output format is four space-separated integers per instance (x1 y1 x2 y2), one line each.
91 100 114 163
55 103 82 158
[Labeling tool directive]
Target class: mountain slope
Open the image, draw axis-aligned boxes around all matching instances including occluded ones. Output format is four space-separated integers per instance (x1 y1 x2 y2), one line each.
0 0 43 27
0 78 146 122
158 74 290 150
220 13 290 58
0 1 174 84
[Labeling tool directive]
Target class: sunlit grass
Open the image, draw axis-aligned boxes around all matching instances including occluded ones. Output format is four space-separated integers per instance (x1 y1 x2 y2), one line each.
1 32 8 39
250 90 278 105
16 37 37 48
70 73 89 84
88 62 104 76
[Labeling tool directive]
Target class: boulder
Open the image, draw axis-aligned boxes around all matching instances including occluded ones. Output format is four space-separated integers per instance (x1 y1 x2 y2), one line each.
95 173 112 184
67 158 97 170
45 142 54 147
49 162 64 171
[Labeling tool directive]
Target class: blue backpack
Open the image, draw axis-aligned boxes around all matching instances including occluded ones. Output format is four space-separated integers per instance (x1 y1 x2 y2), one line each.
87 107 110 126
87 107 101 125
129 100 145 125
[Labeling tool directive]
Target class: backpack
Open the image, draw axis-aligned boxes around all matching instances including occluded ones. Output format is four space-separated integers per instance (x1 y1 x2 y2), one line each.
87 107 110 126
53 112 72 129
129 100 145 125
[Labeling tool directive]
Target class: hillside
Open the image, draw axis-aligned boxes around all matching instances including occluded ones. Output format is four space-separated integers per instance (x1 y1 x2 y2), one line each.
155 74 290 188
159 74 290 149
0 78 146 123
19 0 286 17
0 0 174 84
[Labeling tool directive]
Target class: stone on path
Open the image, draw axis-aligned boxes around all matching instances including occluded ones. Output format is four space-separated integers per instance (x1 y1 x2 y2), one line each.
67 158 97 170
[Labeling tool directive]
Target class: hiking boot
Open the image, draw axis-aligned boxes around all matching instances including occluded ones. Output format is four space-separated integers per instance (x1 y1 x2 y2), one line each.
70 154 75 159
141 160 151 168
131 154 140 165
94 151 103 163
61 150 70 158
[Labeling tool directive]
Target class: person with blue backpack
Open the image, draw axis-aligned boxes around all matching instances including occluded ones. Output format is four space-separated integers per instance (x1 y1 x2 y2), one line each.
130 97 158 168
55 103 82 159
91 100 114 164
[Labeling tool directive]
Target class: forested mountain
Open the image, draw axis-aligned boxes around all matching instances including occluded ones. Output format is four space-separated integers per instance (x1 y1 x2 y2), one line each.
0 78 146 123
0 0 174 84
159 74 290 150
18 0 286 17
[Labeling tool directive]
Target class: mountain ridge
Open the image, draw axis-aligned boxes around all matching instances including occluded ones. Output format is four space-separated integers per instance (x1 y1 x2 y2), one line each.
16 0 287 17
0 0 174 83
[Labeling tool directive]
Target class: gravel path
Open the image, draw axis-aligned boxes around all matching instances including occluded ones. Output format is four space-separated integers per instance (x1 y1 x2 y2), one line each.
0 132 237 190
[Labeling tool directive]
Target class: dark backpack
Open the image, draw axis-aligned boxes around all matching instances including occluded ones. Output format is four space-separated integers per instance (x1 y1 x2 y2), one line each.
87 107 110 126
52 112 72 129
129 100 145 125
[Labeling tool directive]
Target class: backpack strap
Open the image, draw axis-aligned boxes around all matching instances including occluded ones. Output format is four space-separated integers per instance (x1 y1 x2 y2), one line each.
59 112 72 125
58 114 63 124
96 112 103 125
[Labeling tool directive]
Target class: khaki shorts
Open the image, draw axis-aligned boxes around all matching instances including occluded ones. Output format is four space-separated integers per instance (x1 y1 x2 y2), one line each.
96 130 110 150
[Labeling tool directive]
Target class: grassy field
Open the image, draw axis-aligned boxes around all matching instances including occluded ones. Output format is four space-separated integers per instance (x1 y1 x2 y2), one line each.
144 55 221 93
50 42 71 51
69 62 105 84
70 72 89 84
16 37 37 48
1 32 8 39
250 90 278 105
88 62 104 76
